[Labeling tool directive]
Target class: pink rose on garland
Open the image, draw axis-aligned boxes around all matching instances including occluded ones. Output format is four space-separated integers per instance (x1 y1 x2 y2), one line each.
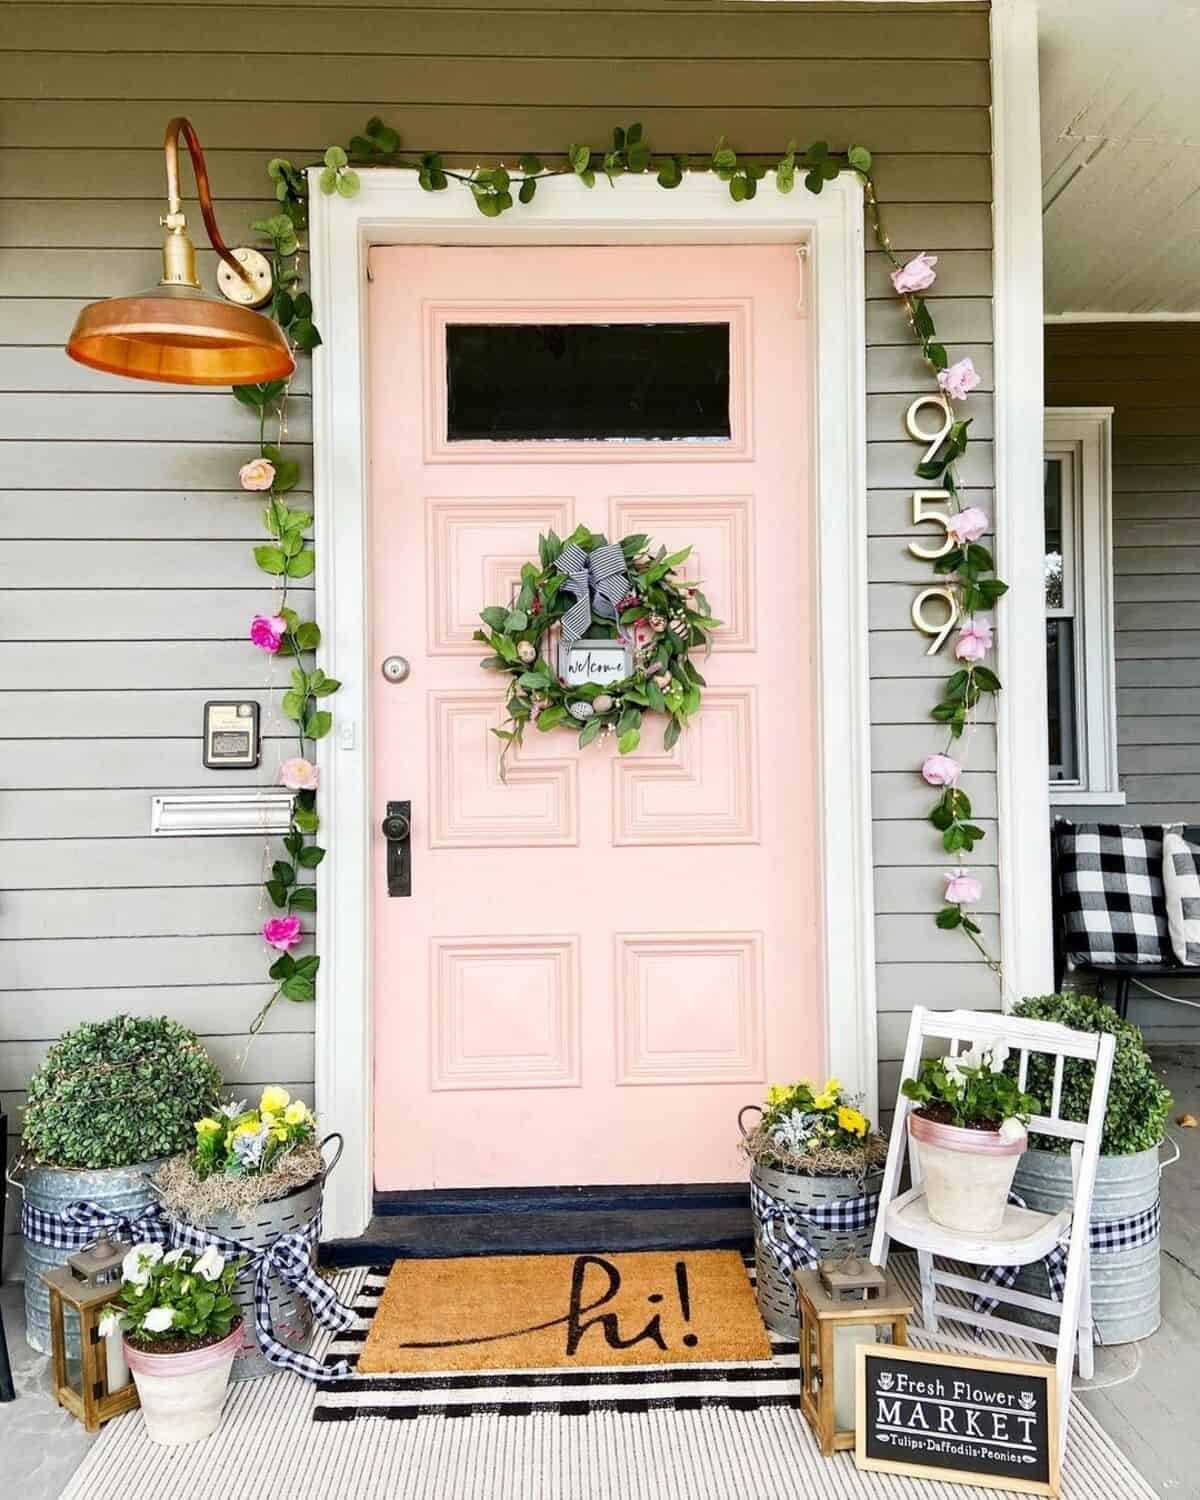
955 615 994 663
250 614 287 653
239 457 276 491
263 915 303 953
279 757 319 791
937 357 981 402
944 868 983 906
946 506 990 545
890 251 938 295
921 753 962 787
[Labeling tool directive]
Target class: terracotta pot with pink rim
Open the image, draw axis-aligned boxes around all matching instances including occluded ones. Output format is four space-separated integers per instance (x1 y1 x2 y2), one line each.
123 1320 241 1446
909 1111 1028 1234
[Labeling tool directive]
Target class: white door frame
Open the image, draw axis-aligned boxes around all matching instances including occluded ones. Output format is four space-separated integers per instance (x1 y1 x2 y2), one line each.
308 170 874 1240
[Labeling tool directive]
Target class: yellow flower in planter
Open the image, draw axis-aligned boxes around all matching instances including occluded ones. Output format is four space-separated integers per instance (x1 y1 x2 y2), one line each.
837 1106 868 1138
260 1085 290 1114
194 1117 222 1136
284 1101 309 1126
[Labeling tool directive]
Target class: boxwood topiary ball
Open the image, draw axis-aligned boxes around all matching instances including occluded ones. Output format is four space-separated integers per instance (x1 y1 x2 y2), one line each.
1010 993 1172 1156
23 1014 223 1170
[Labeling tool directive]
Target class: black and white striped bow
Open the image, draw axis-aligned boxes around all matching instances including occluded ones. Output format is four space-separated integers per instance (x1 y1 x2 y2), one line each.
554 541 631 644
21 1197 353 1383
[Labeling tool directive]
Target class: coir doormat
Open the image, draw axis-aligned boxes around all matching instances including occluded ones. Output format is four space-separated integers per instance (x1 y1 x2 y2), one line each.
356 1250 771 1374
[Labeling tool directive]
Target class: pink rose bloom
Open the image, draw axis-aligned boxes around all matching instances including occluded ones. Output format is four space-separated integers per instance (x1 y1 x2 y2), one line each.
263 915 303 953
955 615 994 662
239 458 276 491
250 614 287 653
279 758 319 791
629 618 655 650
945 506 990 545
921 753 962 787
944 868 983 906
938 357 982 402
890 251 938 295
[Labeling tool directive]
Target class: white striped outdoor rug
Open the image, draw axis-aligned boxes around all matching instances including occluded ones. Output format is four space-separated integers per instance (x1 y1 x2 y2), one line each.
57 1259 1157 1500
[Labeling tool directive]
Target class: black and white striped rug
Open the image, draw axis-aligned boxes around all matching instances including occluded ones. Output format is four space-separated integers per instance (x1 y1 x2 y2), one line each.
314 1257 795 1421
56 1259 1157 1500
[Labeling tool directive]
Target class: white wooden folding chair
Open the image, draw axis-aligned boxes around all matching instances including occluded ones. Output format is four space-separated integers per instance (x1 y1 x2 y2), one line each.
870 1006 1115 1461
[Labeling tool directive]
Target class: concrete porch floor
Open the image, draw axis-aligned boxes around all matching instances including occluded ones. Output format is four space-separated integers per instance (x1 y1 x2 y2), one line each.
2 1043 1197 1499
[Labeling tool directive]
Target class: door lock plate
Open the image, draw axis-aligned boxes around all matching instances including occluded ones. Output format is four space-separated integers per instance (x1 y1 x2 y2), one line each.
382 799 412 897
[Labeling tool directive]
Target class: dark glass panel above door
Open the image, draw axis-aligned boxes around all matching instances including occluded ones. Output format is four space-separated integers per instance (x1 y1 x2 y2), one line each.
444 322 732 442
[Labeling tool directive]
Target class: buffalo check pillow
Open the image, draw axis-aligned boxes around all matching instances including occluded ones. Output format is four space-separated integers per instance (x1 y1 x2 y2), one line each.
1162 831 1200 967
1055 822 1171 967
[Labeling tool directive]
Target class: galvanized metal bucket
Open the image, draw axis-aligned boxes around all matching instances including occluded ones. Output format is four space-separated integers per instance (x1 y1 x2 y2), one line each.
172 1132 343 1382
11 1156 164 1356
741 1106 882 1338
1011 1137 1177 1346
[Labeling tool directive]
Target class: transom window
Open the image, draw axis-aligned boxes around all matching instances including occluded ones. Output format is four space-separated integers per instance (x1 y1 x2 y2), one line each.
444 321 732 443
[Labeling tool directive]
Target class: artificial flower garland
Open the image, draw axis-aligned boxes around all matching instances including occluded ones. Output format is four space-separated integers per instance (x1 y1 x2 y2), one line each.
236 119 1004 1035
478 527 718 763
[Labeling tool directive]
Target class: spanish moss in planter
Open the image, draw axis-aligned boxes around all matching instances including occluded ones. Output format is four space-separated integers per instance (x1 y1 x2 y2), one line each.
17 1016 222 1355
740 1079 887 1336
154 1086 338 1381
901 1043 1038 1233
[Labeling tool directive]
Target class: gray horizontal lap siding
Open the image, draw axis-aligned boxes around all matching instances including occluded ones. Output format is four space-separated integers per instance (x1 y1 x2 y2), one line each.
1047 321 1200 1042
0 1 994 1267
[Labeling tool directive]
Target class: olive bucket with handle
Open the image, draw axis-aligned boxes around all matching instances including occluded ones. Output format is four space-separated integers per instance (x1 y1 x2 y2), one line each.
739 1105 883 1338
167 1132 343 1382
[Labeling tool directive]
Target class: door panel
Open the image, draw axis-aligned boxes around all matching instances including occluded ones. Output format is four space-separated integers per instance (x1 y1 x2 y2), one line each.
369 245 818 1189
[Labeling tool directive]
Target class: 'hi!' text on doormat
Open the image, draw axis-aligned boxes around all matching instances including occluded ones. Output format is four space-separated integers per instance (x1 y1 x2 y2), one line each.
357 1250 771 1373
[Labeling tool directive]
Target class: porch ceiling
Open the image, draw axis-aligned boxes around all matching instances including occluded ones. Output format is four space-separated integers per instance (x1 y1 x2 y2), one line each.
1040 0 1200 317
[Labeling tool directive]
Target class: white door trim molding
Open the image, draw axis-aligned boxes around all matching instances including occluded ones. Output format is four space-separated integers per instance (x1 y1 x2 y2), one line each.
308 170 875 1239
991 0 1055 1008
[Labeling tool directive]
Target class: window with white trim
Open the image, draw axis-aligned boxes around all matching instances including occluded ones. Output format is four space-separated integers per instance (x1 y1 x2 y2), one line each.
1044 408 1121 803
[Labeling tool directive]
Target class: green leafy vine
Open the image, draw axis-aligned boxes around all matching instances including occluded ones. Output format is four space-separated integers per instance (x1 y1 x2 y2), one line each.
238 117 1003 1035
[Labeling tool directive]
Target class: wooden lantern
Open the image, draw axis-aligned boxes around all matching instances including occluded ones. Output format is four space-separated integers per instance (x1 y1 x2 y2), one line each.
41 1234 140 1432
796 1258 912 1457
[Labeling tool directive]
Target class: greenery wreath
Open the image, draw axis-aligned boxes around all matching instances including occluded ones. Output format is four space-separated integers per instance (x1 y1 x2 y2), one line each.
476 524 720 762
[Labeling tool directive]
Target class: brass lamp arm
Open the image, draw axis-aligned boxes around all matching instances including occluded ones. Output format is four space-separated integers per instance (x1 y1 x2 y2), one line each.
163 116 253 289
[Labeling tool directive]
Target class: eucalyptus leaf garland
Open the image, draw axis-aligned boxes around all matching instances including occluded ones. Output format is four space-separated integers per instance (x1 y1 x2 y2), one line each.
237 115 1004 1036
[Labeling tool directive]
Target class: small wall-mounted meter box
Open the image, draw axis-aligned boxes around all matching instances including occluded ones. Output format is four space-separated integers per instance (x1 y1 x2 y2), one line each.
203 700 261 769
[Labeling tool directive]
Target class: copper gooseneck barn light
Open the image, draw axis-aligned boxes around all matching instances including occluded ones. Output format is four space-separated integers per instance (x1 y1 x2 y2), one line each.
66 117 296 385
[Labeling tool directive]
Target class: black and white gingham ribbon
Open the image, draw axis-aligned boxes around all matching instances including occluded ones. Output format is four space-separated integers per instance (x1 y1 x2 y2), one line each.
974 1195 1162 1314
554 540 631 643
21 1198 353 1382
750 1180 880 1278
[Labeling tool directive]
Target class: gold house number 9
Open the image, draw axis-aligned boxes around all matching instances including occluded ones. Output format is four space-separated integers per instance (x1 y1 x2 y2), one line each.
905 394 959 655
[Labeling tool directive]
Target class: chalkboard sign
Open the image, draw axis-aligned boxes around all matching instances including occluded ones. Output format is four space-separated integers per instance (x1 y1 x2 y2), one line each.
855 1344 1059 1496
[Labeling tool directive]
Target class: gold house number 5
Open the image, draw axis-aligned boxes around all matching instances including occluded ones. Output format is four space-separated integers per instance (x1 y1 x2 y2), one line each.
906 394 959 656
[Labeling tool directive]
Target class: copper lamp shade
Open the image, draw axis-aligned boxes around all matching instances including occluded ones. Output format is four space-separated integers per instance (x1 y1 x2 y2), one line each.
66 118 295 387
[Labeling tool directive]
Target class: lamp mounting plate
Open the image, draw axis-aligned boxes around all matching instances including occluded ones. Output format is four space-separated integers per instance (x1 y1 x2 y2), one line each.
217 246 274 309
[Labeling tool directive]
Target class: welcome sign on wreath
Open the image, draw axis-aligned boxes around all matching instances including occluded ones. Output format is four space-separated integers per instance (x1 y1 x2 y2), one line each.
475 524 719 769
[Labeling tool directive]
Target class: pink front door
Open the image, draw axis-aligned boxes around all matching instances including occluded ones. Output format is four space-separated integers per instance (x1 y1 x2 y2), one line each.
369 245 818 1189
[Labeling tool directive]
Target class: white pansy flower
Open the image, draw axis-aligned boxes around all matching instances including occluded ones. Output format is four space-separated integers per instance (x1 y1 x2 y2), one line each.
162 1247 186 1266
942 1055 965 1089
988 1041 1010 1074
98 1311 121 1339
194 1245 226 1283
122 1242 163 1287
998 1117 1027 1144
959 1045 988 1074
143 1306 176 1334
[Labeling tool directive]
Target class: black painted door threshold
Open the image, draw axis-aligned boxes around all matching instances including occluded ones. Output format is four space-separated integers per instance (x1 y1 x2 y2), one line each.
321 1182 753 1268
